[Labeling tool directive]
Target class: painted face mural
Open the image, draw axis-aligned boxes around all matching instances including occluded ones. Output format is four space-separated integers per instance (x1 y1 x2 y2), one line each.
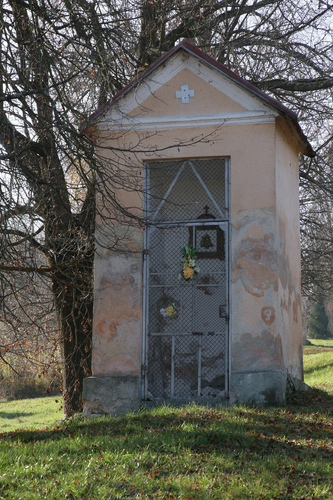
232 235 278 297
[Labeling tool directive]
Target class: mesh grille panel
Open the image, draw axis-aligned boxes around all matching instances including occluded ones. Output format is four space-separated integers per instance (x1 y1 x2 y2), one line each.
148 158 226 222
174 335 198 398
147 333 226 399
147 336 171 399
201 335 226 397
145 158 228 401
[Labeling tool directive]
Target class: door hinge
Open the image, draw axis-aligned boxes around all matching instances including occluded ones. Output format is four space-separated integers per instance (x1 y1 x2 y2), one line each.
141 364 147 378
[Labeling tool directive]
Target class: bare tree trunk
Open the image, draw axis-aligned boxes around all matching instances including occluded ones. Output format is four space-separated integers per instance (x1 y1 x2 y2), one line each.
52 257 93 414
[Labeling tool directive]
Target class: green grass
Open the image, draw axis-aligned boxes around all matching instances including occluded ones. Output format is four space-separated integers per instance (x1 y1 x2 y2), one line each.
0 396 62 433
304 338 333 391
0 345 332 499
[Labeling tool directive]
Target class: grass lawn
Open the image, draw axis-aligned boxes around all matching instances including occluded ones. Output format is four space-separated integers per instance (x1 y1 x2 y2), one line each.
0 342 332 499
0 396 62 433
303 338 333 392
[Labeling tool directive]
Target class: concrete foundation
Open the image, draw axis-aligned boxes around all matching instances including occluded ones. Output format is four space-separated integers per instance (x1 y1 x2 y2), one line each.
83 375 140 418
230 370 309 406
230 370 288 406
82 371 310 419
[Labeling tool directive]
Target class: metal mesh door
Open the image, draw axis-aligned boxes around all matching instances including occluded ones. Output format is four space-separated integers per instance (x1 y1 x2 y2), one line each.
144 158 229 401
147 158 227 222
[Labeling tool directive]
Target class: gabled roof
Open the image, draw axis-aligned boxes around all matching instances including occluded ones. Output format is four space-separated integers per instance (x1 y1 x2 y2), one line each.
81 39 315 158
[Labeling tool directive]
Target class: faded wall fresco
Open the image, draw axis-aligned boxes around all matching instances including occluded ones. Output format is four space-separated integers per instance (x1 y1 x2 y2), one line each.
232 234 278 298
231 209 285 373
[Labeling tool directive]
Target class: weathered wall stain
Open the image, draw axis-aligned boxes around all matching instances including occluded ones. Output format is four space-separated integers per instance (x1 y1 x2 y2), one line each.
232 235 278 297
95 287 141 341
280 284 301 324
292 290 302 323
95 276 141 335
231 330 283 371
92 258 142 376
92 351 140 375
104 354 140 375
261 306 276 326
96 319 118 340
100 276 134 290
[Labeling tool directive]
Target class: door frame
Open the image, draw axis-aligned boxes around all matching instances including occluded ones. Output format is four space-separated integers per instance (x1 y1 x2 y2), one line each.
142 158 231 401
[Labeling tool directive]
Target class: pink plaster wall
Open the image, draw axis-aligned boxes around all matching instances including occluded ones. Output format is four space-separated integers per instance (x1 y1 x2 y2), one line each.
275 120 303 379
127 67 246 118
91 63 303 384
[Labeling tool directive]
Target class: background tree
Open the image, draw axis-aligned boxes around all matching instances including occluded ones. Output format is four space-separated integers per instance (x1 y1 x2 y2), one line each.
307 293 332 339
1 0 333 414
300 141 333 296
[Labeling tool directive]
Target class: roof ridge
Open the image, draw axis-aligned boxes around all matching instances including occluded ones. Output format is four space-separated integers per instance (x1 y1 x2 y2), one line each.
81 39 314 157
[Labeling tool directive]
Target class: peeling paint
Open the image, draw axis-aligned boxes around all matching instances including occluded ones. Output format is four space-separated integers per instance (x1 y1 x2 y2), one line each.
103 355 140 375
232 235 278 297
279 285 301 324
96 319 118 340
261 306 276 326
100 276 134 290
231 330 283 371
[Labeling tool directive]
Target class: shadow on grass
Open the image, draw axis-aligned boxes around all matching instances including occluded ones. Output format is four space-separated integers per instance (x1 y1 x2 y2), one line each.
0 392 60 402
303 360 333 377
0 411 34 420
0 388 332 460
1 390 333 500
305 342 333 349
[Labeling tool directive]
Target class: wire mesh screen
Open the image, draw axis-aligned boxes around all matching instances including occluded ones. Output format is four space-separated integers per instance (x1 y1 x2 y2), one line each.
147 158 226 222
145 158 228 401
146 223 228 400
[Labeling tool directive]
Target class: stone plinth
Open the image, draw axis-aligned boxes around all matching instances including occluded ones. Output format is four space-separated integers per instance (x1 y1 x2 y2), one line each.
230 370 288 406
83 375 140 419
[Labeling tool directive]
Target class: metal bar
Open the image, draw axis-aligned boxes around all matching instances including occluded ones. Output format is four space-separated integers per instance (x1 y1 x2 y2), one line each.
226 158 231 398
180 225 184 335
152 161 186 220
148 218 229 226
191 225 195 348
188 161 224 218
225 157 229 214
142 163 149 400
149 275 226 280
198 335 202 397
171 335 175 398
225 332 228 395
149 331 225 336
144 161 150 222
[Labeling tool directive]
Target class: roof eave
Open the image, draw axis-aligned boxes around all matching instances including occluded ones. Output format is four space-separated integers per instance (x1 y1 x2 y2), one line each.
80 39 315 158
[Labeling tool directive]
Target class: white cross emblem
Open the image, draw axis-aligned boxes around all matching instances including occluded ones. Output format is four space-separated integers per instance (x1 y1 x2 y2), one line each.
176 84 195 104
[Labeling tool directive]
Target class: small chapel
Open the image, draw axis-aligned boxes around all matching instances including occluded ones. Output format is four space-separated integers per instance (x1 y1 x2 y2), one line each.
82 40 314 417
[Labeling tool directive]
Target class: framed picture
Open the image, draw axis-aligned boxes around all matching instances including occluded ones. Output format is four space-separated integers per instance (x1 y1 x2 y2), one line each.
189 225 225 260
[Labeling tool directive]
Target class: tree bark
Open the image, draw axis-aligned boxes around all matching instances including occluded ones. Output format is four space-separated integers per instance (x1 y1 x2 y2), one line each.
52 252 93 414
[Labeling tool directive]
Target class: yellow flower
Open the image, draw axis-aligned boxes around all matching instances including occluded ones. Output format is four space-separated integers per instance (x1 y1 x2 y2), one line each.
183 267 194 279
166 305 176 317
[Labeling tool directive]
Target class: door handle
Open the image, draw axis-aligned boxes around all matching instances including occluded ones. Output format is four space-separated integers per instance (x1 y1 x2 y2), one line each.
219 305 228 319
